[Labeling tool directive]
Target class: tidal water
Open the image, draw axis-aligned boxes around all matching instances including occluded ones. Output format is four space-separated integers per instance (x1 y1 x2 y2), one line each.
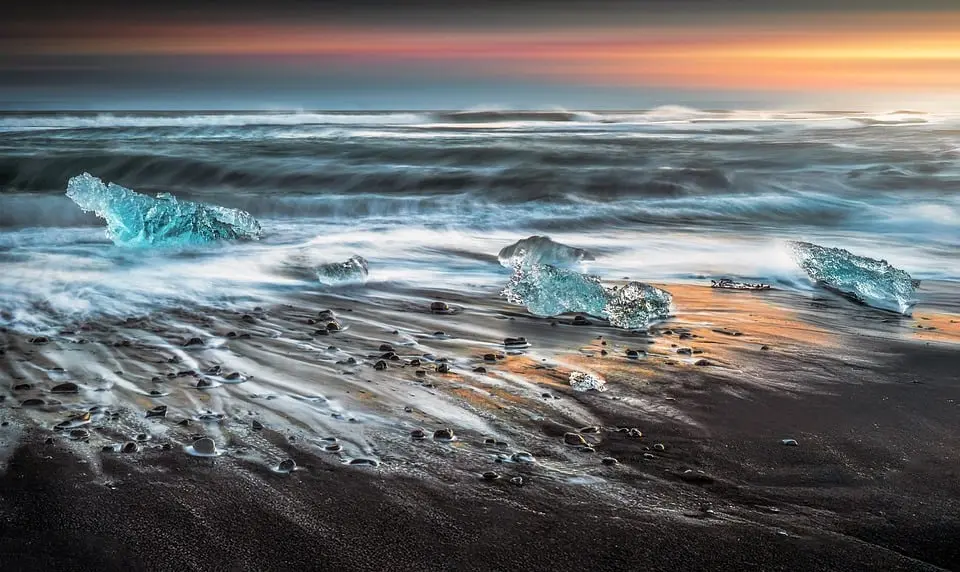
1 107 957 332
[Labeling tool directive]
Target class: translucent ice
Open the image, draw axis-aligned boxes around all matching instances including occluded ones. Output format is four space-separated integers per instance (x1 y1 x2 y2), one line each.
569 371 607 392
789 241 919 315
65 172 262 247
604 282 673 329
498 235 595 268
502 263 608 318
501 263 672 329
316 255 369 286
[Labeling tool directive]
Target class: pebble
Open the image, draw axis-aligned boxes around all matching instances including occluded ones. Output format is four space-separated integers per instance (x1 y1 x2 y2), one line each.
781 439 799 446
601 457 618 466
326 322 341 332
694 359 712 366
653 443 666 452
472 367 487 374
44 437 54 445
643 453 656 459
483 353 498 362
136 433 149 442
29 336 50 344
348 458 379 467
679 469 714 484
325 444 343 452
761 345 771 351
122 442 138 454
408 358 421 367
224 372 242 380
571 315 592 326
510 476 524 486
251 420 264 431
503 337 528 348
13 383 32 391
415 369 427 377
278 459 296 473
102 445 115 453
436 363 450 374
177 419 191 427
146 405 167 418
50 382 79 394
374 360 388 371
433 428 455 441
410 429 427 440
20 398 45 407
511 451 534 463
481 471 500 481
192 437 217 455
429 301 450 313
627 428 643 438
183 337 204 347
563 432 588 446
196 379 213 389
379 343 394 352
677 347 692 355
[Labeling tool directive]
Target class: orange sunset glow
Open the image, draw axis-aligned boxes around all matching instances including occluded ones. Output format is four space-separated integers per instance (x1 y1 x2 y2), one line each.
5 12 960 92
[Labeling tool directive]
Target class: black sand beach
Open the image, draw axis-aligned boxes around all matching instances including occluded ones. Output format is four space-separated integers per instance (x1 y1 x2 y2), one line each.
1 284 958 571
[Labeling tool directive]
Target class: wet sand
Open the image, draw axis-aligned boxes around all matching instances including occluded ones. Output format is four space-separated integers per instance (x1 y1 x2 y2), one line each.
1 282 958 571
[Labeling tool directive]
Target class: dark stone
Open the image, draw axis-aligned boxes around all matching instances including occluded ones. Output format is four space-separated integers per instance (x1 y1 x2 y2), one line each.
563 432 588 446
503 337 528 347
69 429 89 440
429 301 450 313
410 429 426 440
224 372 242 380
601 457 618 466
122 442 139 454
183 337 204 347
314 329 330 336
481 471 500 481
206 365 222 375
679 470 714 485
483 353 498 362
694 359 712 367
324 444 343 452
177 419 191 427
252 420 264 430
433 428 455 441
653 443 666 452
326 322 341 332
472 367 487 374
571 315 591 326
761 345 771 351
600 350 608 356
628 428 643 438
278 459 296 472
408 358 421 367
677 347 692 355
318 310 336 320
161 443 172 451
51 382 79 394
136 433 149 441
374 360 388 371
196 379 214 389
13 383 32 391
29 336 50 344
415 369 427 377
241 314 256 323
149 390 164 396
146 405 167 418
225 331 238 338
44 437 54 445
626 349 641 359
679 332 693 340
20 399 44 407
379 343 394 352
348 458 379 466
102 445 115 453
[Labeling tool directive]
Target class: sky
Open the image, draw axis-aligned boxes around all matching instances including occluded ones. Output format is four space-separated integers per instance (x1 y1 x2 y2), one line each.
2 0 959 110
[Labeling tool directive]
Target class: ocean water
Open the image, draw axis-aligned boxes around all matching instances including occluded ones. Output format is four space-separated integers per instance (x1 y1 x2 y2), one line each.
1 107 958 332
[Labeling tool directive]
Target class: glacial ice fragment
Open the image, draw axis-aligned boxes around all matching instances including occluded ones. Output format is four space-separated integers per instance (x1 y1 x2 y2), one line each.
501 263 672 329
604 282 673 329
789 241 918 315
569 371 607 392
498 235 595 268
65 172 262 247
316 255 369 286
501 263 608 318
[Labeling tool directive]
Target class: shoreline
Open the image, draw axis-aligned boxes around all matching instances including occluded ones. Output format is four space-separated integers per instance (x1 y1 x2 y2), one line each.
1 282 958 570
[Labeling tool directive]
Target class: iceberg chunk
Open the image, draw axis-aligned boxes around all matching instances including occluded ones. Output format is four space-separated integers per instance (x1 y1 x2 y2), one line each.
498 235 594 268
789 241 918 315
502 263 608 318
604 282 673 329
501 263 672 329
66 172 262 247
316 255 369 286
569 371 607 392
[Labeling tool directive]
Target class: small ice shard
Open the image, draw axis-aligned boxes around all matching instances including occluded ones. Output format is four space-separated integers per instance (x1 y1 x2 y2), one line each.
710 278 770 291
498 235 595 268
569 371 606 392
65 172 262 247
502 263 608 318
501 263 672 329
789 241 919 315
604 282 673 329
316 255 369 286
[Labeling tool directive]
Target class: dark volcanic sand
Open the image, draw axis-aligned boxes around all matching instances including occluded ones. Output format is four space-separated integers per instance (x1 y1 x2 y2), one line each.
0 288 958 571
